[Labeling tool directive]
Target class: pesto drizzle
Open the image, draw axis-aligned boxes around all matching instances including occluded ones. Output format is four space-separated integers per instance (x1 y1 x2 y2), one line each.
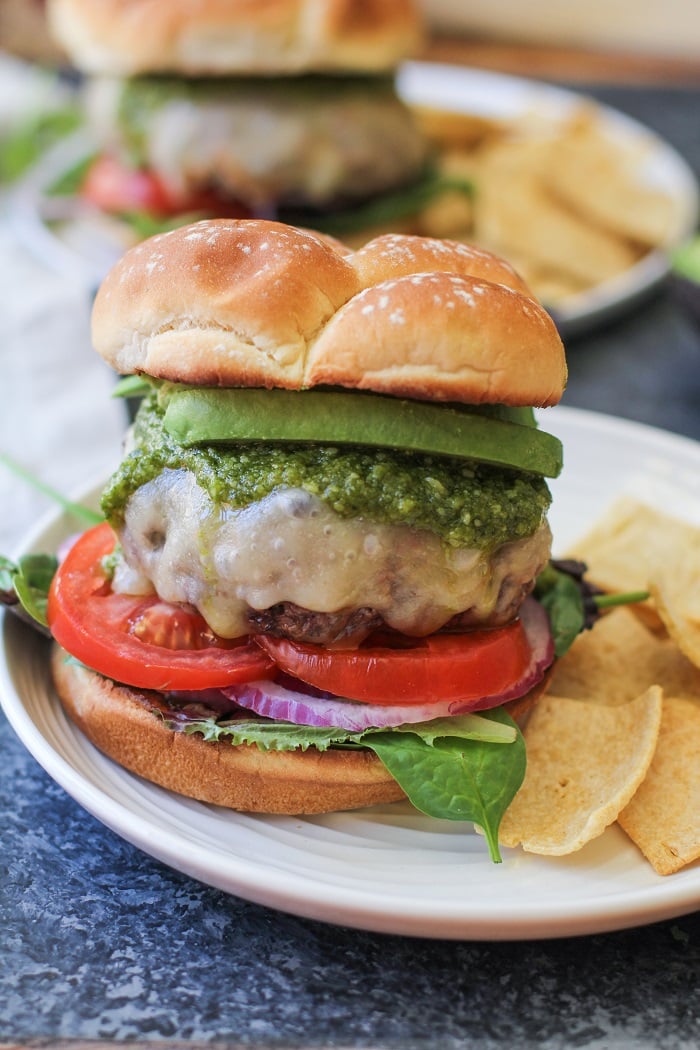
101 393 551 551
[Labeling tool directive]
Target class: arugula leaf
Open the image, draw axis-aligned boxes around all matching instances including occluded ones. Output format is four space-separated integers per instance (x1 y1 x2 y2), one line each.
112 374 155 400
47 152 96 197
0 553 58 628
364 709 525 863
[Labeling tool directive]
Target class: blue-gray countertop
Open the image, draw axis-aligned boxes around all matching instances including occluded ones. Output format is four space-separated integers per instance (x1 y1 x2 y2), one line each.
2 80 700 1050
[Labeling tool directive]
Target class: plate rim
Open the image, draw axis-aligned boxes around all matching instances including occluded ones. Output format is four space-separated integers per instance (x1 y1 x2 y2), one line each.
2 404 700 941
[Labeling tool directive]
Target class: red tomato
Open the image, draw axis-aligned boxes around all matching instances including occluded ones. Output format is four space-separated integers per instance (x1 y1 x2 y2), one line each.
82 155 251 219
47 523 274 691
257 624 532 706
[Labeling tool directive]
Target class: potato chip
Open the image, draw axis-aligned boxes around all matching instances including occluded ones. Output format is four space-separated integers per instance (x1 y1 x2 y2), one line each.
499 688 663 856
618 696 700 875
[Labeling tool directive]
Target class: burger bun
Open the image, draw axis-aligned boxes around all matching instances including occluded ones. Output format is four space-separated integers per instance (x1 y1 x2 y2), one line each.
92 219 567 407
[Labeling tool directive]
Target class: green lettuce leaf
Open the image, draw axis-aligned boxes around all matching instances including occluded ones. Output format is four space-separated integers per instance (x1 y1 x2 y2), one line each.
0 553 58 627
174 708 523 862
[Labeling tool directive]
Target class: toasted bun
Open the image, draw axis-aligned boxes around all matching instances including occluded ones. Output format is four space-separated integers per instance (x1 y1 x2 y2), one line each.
51 646 404 813
92 220 567 407
47 0 424 75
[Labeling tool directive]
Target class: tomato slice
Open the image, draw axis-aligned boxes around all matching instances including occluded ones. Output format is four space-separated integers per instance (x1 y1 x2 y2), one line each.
47 523 274 691
257 623 533 706
82 155 252 219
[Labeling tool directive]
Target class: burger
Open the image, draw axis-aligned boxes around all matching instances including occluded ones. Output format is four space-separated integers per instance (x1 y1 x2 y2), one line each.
45 0 432 233
46 218 568 862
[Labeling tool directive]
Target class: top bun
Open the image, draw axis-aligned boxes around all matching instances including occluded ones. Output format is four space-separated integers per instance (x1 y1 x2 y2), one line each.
92 219 567 407
47 0 424 75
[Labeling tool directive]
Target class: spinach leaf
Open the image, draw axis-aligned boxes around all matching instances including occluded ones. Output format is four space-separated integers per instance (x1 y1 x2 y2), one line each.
535 559 650 658
364 709 525 863
534 561 586 658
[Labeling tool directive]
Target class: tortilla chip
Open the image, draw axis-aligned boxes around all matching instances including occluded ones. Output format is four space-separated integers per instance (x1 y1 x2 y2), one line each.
500 688 663 856
549 606 700 705
471 143 639 286
413 105 505 150
549 608 653 704
618 696 700 875
543 107 678 247
566 497 699 631
650 550 700 670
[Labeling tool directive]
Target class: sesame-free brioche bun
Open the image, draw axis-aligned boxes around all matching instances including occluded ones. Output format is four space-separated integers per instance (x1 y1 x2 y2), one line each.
92 219 567 407
51 646 404 813
47 0 424 76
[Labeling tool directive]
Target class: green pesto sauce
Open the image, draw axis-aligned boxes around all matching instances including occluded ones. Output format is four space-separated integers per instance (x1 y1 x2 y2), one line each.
101 394 551 551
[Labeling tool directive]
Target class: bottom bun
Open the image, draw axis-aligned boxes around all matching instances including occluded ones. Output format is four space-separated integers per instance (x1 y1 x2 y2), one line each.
50 645 404 814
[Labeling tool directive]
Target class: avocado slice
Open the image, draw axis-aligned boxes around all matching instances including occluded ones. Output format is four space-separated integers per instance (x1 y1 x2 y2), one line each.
162 388 562 478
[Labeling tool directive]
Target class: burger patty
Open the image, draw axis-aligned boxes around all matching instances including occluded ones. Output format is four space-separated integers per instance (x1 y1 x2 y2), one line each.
111 468 553 644
87 74 429 209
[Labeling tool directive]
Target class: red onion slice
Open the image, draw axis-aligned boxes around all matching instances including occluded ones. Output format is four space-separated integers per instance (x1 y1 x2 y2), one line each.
223 599 553 731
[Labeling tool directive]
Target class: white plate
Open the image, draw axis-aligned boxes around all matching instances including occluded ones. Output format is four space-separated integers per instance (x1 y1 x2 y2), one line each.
8 63 699 333
2 406 700 940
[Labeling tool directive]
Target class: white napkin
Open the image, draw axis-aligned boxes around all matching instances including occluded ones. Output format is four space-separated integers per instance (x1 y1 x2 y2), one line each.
0 221 125 555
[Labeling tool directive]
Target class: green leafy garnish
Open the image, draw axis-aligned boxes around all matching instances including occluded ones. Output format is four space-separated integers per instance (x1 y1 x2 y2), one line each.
535 559 649 658
112 374 155 400
0 452 102 527
0 553 58 628
174 709 523 862
365 709 525 864
671 236 700 283
0 105 82 184
46 152 96 197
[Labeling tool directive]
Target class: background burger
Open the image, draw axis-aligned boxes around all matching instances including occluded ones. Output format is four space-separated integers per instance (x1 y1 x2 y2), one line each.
46 218 568 862
45 0 432 234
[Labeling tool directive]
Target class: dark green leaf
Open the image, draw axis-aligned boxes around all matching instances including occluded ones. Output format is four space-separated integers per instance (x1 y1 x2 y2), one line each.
535 562 586 658
364 709 525 863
